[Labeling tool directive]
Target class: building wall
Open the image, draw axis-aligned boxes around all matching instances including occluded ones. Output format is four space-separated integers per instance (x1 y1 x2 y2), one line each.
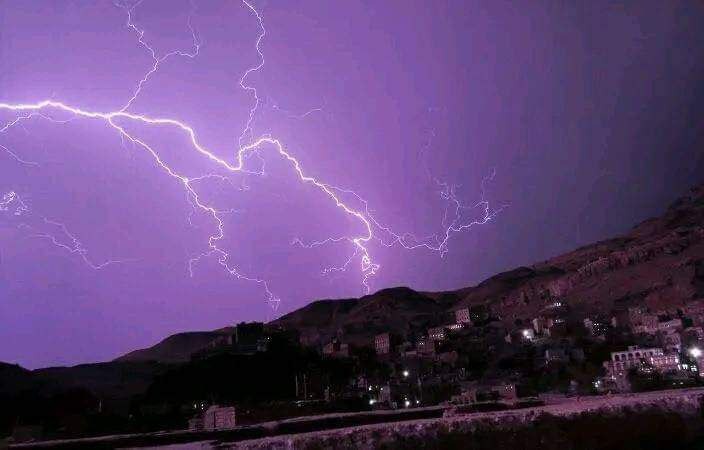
375 333 390 355
203 406 236 430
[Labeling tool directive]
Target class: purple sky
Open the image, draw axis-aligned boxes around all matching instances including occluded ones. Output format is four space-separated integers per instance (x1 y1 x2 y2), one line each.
1 1 703 369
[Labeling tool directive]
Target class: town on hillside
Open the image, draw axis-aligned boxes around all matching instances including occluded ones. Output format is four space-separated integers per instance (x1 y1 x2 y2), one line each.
182 292 704 431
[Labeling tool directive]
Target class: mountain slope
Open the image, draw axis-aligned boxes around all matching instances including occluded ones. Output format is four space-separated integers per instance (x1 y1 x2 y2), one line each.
115 331 231 363
462 184 704 322
274 184 704 346
272 287 455 346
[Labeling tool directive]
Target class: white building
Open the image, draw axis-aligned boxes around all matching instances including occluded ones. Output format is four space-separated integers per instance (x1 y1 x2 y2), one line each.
604 346 679 377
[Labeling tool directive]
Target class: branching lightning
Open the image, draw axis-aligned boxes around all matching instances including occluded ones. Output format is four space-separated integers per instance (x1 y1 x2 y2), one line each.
0 191 130 269
0 191 28 216
0 143 39 167
0 0 503 310
26 218 132 270
116 0 202 113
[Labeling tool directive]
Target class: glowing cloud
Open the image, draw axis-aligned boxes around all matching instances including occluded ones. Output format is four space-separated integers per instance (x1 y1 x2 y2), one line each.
0 0 502 310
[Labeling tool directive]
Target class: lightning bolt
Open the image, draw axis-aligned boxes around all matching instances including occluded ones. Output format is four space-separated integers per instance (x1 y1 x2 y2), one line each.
116 0 201 113
0 191 29 216
0 0 503 311
25 218 132 270
0 191 130 269
0 143 39 167
239 0 265 148
269 95 328 121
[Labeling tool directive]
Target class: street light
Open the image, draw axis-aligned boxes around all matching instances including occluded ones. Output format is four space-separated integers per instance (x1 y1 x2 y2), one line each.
690 347 702 359
402 370 409 378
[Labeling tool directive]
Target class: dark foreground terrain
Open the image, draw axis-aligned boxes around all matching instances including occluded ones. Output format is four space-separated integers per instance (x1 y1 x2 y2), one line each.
9 389 704 449
209 388 704 450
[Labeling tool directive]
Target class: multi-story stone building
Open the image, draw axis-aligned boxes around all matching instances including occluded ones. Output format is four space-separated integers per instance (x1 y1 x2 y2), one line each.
455 308 471 324
189 405 236 431
375 333 391 355
203 405 236 430
632 314 659 334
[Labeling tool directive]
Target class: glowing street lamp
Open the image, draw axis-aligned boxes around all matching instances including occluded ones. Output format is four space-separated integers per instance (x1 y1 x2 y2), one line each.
402 370 409 378
690 347 702 359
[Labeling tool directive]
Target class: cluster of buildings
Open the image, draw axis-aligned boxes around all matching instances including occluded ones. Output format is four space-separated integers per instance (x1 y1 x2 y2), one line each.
359 297 704 403
199 297 704 416
369 306 492 360
591 301 704 392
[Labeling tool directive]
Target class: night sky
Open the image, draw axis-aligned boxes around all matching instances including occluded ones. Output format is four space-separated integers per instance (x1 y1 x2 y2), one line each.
1 1 703 369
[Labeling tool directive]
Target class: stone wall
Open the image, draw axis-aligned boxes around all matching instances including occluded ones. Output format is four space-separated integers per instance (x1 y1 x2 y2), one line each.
228 388 704 450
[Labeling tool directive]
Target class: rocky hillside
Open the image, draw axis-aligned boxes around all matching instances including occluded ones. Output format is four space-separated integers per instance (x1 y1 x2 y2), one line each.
471 183 704 324
273 184 704 346
272 287 462 347
115 331 233 363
